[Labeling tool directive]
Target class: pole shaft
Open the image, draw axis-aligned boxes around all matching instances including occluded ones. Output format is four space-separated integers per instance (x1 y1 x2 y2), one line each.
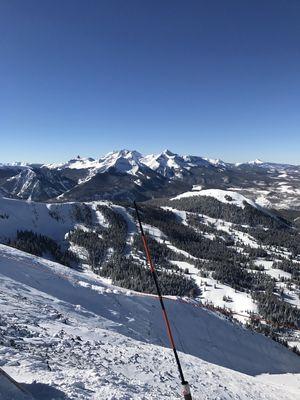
133 201 191 393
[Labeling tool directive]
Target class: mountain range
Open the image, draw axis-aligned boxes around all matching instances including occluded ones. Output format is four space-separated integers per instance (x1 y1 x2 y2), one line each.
1 150 300 212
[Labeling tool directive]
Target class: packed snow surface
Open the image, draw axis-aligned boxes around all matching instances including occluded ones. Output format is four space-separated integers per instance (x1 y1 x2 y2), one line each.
0 244 300 399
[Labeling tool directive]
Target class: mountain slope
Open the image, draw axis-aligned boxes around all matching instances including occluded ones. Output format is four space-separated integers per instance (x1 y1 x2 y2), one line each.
1 151 300 208
0 166 75 201
0 192 299 334
0 245 300 399
171 188 258 208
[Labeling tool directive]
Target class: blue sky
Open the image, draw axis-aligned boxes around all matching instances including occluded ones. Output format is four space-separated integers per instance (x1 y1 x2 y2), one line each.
0 0 299 164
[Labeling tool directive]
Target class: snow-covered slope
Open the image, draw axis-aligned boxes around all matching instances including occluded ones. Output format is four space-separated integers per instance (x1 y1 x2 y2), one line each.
0 167 74 202
0 196 80 243
0 244 300 399
141 150 190 178
202 157 227 167
96 150 143 174
171 188 258 209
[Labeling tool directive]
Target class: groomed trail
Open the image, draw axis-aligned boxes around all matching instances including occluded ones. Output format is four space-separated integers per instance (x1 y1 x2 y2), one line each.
0 244 300 399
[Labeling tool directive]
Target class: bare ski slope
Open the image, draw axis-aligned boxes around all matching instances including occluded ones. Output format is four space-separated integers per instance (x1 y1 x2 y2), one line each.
0 245 300 399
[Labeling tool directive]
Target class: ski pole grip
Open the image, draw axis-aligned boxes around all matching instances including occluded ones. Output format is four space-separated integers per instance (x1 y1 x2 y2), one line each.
182 381 192 400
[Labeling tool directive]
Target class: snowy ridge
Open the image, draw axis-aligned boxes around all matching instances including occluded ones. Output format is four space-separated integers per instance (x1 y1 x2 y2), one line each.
45 150 144 175
141 149 190 178
6 151 300 172
171 188 259 209
248 159 264 165
141 149 220 178
46 157 99 170
5 169 38 199
45 149 230 180
202 157 227 167
2 150 300 207
0 244 300 399
45 150 151 186
0 196 79 243
0 162 30 168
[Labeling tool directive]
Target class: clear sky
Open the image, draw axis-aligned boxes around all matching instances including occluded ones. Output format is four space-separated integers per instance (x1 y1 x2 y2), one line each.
0 0 299 164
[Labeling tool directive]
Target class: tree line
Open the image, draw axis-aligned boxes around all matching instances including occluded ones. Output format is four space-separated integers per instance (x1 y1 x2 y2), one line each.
7 230 77 267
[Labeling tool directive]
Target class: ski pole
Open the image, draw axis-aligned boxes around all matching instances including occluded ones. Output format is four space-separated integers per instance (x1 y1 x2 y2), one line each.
133 201 192 400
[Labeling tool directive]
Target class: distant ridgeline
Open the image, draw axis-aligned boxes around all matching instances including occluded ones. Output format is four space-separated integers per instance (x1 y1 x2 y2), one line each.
0 150 300 211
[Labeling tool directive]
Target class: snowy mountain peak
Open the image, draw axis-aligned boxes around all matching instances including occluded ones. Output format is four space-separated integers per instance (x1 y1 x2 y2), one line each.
141 150 188 178
141 150 232 178
249 159 264 165
96 149 144 175
203 157 227 167
2 150 300 203
162 149 176 157
104 149 142 160
45 157 98 170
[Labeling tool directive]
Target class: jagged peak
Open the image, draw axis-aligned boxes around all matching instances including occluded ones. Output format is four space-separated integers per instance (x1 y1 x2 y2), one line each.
102 149 142 161
162 149 176 157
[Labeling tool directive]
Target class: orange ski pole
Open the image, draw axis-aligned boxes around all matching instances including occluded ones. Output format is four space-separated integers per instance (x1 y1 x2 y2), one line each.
134 201 192 400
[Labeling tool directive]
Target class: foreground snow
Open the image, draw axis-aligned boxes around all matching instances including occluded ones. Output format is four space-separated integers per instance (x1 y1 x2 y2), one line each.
0 244 300 399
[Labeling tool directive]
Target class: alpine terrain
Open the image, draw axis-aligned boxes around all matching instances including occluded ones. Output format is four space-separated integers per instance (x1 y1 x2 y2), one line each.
0 150 300 399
